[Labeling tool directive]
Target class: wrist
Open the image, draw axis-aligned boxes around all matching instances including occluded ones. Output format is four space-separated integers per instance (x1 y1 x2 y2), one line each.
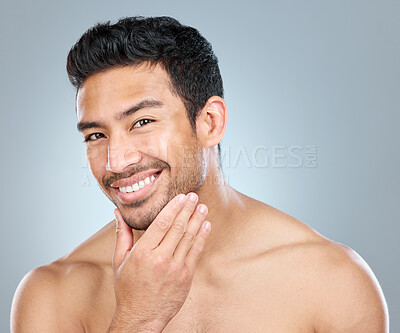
108 312 164 333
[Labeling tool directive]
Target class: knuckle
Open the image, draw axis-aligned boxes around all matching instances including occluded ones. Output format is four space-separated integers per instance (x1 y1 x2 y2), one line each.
115 228 125 238
182 231 195 244
179 268 192 283
156 217 171 231
168 261 180 275
134 247 150 261
172 222 185 233
153 253 169 267
191 242 203 256
183 201 196 212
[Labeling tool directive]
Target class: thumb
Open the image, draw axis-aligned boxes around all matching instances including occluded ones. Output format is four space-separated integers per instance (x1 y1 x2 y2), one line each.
113 208 133 271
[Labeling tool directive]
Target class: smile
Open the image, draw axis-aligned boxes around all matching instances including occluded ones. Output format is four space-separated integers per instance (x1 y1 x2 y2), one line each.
119 174 157 193
111 170 162 203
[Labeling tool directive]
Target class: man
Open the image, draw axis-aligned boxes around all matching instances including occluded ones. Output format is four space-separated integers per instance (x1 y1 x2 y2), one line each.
11 16 388 332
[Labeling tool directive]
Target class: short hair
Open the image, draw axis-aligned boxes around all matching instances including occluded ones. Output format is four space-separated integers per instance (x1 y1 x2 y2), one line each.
67 16 223 163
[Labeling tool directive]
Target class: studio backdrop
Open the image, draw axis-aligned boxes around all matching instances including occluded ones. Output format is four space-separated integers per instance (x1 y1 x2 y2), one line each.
1 0 399 331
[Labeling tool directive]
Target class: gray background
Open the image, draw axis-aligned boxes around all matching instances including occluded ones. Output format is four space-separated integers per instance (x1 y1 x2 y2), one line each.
1 0 399 331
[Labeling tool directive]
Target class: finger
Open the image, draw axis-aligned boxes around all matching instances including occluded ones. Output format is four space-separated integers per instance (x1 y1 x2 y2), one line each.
185 221 211 273
112 209 133 271
157 192 198 256
173 203 208 263
137 193 187 250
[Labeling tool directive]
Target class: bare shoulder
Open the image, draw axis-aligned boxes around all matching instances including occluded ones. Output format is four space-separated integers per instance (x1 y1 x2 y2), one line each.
303 240 389 332
248 198 389 332
11 221 116 333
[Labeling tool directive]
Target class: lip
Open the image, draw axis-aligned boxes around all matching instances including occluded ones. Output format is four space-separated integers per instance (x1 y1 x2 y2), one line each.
111 169 162 188
112 170 162 204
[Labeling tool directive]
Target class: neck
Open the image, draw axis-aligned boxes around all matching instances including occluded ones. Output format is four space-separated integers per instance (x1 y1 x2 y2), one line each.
194 161 247 262
131 154 249 259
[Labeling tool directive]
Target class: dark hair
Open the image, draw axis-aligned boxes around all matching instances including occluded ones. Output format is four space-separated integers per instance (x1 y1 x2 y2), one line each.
67 16 223 163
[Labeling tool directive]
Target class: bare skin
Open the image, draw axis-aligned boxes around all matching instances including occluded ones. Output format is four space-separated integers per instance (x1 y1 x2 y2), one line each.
11 65 388 332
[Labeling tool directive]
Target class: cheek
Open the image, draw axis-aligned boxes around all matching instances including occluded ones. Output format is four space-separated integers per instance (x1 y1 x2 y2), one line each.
86 145 108 177
169 139 200 170
138 132 170 161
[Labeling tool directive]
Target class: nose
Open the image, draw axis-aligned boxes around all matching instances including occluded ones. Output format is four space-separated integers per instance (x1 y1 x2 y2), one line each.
106 136 142 173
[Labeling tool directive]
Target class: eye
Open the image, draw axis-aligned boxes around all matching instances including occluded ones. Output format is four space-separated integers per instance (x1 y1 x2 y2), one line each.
84 133 105 142
132 119 153 129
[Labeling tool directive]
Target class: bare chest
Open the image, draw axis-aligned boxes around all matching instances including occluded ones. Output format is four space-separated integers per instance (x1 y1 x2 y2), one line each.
83 266 314 333
163 276 314 333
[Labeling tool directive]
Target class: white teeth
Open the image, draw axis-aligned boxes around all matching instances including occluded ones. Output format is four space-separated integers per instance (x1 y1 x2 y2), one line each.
119 173 159 193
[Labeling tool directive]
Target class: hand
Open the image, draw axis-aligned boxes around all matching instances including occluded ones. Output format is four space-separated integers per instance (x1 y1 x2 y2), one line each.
108 193 211 333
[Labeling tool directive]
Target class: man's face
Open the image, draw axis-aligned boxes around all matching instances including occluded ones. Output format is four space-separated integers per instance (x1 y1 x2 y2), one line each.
76 64 207 230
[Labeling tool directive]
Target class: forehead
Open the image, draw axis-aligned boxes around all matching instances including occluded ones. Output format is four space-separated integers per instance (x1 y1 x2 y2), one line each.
76 64 177 120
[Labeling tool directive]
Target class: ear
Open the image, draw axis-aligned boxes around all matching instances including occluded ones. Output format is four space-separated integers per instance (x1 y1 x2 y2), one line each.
196 96 227 148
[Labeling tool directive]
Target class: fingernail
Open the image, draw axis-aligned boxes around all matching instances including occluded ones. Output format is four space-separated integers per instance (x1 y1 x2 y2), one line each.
178 194 186 203
203 221 211 231
199 205 207 214
189 193 197 202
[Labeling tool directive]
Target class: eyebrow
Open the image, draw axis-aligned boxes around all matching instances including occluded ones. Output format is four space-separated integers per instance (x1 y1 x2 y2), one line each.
77 98 164 132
